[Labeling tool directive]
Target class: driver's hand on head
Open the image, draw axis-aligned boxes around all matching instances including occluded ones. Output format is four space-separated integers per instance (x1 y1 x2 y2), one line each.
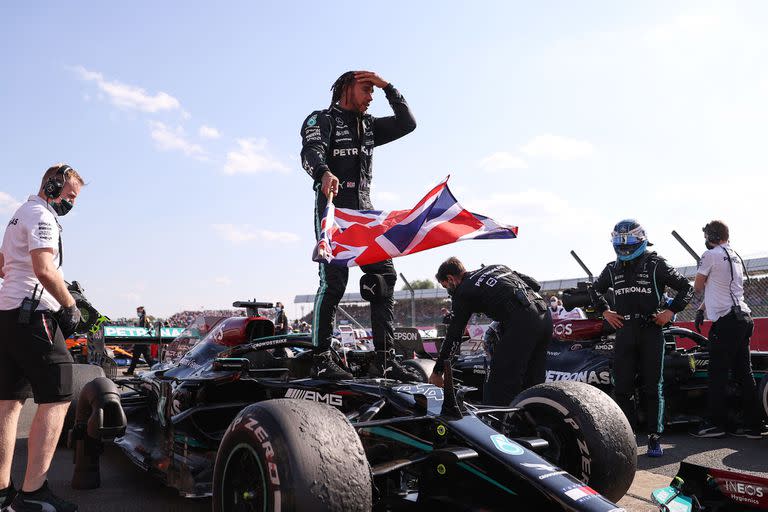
321 171 339 199
354 71 388 89
429 371 444 388
603 310 624 329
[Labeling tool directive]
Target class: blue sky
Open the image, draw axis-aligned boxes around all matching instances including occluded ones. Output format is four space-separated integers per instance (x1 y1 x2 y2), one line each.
1 2 766 319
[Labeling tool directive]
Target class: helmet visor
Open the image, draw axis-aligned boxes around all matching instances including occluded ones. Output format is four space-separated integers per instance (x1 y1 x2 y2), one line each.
611 233 644 246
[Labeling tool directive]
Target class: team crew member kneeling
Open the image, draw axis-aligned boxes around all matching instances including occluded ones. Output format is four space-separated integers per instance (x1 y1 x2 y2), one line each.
0 164 85 512
428 257 552 406
589 219 693 458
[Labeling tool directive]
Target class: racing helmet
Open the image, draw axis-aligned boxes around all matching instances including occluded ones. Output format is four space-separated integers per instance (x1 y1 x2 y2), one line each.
611 219 649 261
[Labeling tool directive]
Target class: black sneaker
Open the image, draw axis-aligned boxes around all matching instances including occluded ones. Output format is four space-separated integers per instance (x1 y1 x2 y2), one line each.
7 481 77 512
689 422 725 438
1 482 16 512
729 426 767 439
368 351 420 382
311 350 352 380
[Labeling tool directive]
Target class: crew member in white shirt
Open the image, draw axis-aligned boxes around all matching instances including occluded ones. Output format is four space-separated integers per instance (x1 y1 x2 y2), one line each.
690 220 765 440
0 164 85 512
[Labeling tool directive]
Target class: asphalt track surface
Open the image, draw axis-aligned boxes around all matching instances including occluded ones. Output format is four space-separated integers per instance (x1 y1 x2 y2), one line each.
12 399 767 511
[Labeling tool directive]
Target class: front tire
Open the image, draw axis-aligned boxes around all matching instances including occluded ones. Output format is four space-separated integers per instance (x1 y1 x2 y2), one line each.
510 381 636 502
213 399 371 512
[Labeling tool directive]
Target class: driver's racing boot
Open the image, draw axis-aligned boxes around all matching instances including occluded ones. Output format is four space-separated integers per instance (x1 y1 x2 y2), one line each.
311 350 352 380
368 350 420 382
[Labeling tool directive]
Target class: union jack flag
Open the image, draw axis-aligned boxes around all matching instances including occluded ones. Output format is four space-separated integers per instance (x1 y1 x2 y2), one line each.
313 177 518 267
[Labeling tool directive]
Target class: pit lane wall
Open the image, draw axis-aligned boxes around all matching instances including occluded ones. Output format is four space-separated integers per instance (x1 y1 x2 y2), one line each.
674 317 768 351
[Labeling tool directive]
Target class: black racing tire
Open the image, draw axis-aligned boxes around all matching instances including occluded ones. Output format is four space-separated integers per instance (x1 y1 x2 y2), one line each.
59 363 106 447
213 399 371 512
401 358 435 383
759 374 768 422
510 381 636 503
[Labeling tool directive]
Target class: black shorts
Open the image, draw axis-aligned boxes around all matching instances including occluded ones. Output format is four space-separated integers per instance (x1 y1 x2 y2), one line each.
0 308 74 404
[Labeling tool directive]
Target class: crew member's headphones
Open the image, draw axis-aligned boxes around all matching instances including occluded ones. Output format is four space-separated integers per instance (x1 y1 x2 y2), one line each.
43 164 72 199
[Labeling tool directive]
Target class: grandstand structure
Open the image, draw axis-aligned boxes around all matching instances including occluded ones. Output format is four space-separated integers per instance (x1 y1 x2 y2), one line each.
294 257 768 328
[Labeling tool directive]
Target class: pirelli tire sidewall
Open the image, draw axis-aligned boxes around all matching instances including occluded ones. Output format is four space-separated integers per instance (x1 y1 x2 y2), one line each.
213 399 372 512
511 381 636 503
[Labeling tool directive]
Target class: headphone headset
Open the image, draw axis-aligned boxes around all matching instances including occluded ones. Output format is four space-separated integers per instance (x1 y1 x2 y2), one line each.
43 164 72 200
703 223 720 244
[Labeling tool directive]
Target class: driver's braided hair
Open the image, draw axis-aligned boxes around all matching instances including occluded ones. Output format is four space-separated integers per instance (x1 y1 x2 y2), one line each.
330 71 356 107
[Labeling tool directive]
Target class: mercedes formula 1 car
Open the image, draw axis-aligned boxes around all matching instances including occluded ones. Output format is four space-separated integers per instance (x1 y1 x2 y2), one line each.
69 301 637 511
406 287 768 428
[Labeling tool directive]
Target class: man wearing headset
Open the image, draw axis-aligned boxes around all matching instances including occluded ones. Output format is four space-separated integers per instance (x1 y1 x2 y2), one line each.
589 219 693 458
690 220 766 439
0 164 84 512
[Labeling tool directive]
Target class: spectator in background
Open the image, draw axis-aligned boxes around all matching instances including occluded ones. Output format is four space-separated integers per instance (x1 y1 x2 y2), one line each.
124 306 156 375
274 302 289 335
690 220 766 439
548 296 565 320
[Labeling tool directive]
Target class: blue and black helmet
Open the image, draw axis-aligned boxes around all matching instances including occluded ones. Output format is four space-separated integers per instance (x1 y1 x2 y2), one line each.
611 219 650 261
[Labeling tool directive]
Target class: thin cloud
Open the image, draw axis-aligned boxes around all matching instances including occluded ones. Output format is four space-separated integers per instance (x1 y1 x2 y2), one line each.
520 134 594 160
477 152 528 172
73 66 181 113
199 125 221 139
212 224 299 244
149 121 206 159
214 276 232 286
0 192 21 214
223 138 289 174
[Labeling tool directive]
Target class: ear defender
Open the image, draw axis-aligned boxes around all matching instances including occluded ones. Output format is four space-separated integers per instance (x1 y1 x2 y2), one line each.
44 164 71 199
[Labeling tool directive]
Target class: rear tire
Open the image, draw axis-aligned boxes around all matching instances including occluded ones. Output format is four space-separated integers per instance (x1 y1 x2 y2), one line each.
213 399 371 512
511 381 636 502
401 358 435 383
59 363 106 447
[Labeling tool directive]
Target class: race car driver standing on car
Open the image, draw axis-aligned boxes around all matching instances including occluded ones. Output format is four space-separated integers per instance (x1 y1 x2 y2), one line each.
428 257 553 406
690 220 766 439
0 164 84 512
589 219 693 457
300 70 417 380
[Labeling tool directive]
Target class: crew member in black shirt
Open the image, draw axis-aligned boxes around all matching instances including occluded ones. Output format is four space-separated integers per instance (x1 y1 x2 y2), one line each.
589 219 693 457
428 257 552 406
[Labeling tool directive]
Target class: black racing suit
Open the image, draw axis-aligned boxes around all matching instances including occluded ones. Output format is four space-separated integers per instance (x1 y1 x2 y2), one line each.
436 265 553 406
300 84 416 351
589 251 693 434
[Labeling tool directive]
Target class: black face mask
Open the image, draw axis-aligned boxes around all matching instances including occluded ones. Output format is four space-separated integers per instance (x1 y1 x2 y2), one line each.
50 199 73 216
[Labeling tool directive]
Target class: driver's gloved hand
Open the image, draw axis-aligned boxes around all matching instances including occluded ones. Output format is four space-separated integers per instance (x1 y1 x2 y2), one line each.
57 303 82 338
694 309 705 333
